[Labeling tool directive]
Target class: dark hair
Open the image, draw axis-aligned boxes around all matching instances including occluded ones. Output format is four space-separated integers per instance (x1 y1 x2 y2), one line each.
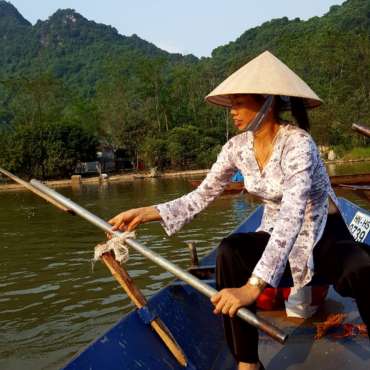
251 94 310 132
273 96 310 132
290 97 310 132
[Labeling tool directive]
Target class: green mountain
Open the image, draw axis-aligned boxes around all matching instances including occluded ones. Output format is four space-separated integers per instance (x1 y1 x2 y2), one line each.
0 1 33 74
0 1 196 93
0 0 30 27
212 0 370 62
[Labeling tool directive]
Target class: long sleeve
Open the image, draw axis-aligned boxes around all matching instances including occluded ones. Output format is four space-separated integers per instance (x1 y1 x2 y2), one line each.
155 140 237 236
252 132 317 287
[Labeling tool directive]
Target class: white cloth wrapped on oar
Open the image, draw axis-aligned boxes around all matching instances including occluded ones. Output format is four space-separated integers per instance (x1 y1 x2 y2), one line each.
94 231 136 264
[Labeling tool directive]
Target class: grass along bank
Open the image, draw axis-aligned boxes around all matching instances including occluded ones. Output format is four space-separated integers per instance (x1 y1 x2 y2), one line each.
340 146 370 160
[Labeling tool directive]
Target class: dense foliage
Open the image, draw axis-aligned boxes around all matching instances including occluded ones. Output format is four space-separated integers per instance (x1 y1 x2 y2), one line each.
0 0 369 178
0 121 98 179
0 75 99 178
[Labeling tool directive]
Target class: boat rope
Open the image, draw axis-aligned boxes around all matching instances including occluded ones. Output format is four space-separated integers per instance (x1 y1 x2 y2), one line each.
93 231 136 265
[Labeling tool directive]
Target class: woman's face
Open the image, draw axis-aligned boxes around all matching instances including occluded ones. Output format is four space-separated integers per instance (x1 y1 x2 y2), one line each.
230 95 262 131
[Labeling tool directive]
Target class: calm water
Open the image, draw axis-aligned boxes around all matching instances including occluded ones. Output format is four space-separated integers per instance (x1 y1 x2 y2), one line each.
1 162 370 370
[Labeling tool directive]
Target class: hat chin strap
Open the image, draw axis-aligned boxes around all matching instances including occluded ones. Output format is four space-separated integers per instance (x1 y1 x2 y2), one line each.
246 95 274 133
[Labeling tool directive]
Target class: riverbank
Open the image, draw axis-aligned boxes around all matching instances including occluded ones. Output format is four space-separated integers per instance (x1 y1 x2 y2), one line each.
323 157 370 165
1 157 370 192
0 169 209 192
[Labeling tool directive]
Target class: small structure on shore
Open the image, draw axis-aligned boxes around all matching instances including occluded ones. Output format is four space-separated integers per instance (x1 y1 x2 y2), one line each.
327 150 336 161
71 175 82 187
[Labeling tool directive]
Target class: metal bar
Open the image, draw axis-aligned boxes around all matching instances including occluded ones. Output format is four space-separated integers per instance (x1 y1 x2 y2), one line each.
30 179 288 344
0 168 74 214
352 123 370 138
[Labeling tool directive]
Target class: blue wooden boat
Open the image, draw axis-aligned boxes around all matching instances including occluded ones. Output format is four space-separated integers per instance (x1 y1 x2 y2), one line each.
63 198 370 370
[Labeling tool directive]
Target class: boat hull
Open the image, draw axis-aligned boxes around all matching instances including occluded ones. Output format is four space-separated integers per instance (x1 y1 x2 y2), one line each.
330 173 370 186
63 198 370 369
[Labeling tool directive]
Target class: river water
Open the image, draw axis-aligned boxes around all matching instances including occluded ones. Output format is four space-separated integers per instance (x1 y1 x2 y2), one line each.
0 162 369 370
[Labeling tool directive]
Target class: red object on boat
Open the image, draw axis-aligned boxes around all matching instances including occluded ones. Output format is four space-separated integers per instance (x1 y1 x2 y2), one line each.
256 286 329 311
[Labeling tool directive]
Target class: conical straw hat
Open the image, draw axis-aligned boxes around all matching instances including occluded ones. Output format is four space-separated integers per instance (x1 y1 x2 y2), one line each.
205 51 322 109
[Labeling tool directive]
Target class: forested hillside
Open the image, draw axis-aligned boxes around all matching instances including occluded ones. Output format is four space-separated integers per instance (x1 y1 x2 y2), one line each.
0 0 369 179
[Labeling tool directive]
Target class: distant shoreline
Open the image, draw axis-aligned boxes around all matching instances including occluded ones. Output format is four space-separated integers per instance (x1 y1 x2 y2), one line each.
1 157 370 193
0 169 209 192
323 157 370 165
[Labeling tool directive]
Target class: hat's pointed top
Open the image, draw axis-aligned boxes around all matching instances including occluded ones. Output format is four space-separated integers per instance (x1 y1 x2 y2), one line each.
205 50 322 109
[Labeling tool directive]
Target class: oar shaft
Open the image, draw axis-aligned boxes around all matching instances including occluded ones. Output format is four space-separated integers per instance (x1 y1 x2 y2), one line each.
352 123 370 138
30 179 287 343
101 253 188 366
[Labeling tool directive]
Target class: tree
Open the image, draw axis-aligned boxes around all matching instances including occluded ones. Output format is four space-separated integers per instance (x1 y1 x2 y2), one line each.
0 121 98 179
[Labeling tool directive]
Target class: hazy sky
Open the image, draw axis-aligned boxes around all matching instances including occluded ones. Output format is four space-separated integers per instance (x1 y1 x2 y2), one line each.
9 0 345 57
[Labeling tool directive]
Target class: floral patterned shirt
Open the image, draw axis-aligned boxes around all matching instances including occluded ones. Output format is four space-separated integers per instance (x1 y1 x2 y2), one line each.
155 124 339 288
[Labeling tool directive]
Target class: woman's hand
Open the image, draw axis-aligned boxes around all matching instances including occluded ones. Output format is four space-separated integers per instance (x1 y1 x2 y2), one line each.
211 284 262 318
108 206 161 232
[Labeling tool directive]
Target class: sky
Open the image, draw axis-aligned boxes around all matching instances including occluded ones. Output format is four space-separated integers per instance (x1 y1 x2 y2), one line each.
9 0 345 57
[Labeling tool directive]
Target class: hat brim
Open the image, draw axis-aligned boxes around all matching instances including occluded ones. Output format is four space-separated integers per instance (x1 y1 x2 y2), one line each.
205 93 322 110
205 51 323 110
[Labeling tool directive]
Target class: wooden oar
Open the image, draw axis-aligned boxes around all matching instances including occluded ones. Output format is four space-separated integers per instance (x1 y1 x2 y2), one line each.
352 123 370 138
0 168 74 215
101 253 187 366
2 169 187 366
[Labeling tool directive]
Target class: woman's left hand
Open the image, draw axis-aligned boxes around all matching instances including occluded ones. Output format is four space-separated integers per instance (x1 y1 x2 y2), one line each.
211 284 262 318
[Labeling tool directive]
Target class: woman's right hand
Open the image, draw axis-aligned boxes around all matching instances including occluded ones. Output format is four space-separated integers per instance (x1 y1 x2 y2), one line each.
108 206 161 232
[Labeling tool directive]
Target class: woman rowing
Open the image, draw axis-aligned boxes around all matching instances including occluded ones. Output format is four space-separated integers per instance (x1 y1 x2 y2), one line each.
109 51 370 370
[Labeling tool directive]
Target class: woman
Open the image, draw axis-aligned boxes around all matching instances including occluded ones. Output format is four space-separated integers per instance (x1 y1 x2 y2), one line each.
109 51 370 370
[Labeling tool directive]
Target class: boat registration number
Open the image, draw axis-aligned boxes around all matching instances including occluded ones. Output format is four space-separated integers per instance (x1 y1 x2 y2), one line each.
349 211 370 243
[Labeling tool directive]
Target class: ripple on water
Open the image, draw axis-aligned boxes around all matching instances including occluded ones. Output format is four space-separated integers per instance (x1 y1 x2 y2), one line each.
42 262 67 270
1 301 43 315
50 298 70 306
0 281 16 288
101 294 127 306
3 283 60 297
149 271 172 281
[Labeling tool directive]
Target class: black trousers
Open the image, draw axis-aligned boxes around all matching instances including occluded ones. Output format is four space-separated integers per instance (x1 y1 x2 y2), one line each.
216 213 370 363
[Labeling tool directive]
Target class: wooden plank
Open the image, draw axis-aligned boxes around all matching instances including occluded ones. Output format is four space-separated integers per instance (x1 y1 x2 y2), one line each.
352 123 370 138
337 184 370 201
330 173 370 186
190 173 370 193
